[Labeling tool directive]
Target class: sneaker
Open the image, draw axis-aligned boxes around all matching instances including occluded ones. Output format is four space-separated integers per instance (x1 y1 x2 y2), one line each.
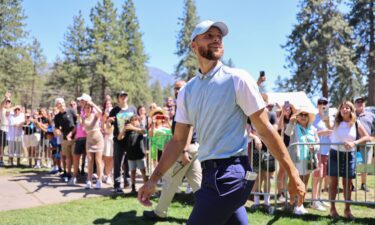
360 183 369 192
264 205 275 215
106 176 113 185
114 187 124 194
68 177 77 185
249 204 260 211
321 201 330 207
311 201 326 211
92 173 98 180
85 181 92 189
277 193 286 202
49 168 59 174
131 184 136 194
143 210 166 221
294 205 308 215
34 164 41 169
185 186 193 194
95 180 102 189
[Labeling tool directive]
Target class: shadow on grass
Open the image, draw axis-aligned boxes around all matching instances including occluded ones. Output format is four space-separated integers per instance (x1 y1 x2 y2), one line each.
93 210 187 225
246 206 375 225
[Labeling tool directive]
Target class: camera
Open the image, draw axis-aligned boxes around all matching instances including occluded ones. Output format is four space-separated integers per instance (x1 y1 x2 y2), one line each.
155 115 165 120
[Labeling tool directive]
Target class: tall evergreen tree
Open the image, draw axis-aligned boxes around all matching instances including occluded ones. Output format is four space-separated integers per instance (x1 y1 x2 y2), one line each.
150 81 163 107
174 0 199 80
61 11 90 98
0 0 27 47
279 0 361 105
119 0 151 106
348 0 375 106
88 0 122 103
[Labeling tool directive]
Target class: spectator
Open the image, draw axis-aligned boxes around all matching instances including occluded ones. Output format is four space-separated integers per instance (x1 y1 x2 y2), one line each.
311 97 332 211
276 101 296 202
82 100 104 189
53 97 77 182
149 108 172 168
0 91 12 166
285 106 319 215
108 91 137 193
354 96 375 192
328 101 369 219
118 115 148 193
23 112 39 168
101 110 114 184
7 106 25 167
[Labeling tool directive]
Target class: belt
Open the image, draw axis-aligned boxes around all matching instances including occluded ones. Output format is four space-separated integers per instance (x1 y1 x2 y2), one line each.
201 156 248 170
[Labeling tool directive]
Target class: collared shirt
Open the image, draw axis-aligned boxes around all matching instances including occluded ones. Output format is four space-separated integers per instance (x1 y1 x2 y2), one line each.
312 114 332 155
175 61 266 162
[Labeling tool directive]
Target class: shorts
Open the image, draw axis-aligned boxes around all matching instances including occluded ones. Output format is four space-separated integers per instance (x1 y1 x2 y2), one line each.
23 134 39 148
61 140 75 157
128 158 146 171
328 149 356 179
359 146 373 165
0 130 8 148
313 154 328 178
74 138 86 155
103 136 113 157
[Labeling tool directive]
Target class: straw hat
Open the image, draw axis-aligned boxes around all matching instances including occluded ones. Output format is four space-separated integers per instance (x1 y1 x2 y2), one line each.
149 107 167 117
293 105 316 124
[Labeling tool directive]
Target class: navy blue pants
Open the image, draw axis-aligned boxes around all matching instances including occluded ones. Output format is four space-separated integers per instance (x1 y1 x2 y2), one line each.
187 156 254 225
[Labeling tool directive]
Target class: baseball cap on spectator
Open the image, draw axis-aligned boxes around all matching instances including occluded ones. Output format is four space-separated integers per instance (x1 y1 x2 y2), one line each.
13 105 21 111
77 93 92 102
353 96 365 103
191 20 229 42
116 91 128 98
55 97 65 106
317 97 328 105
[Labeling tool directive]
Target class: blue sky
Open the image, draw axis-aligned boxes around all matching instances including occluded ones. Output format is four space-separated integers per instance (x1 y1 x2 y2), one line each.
22 0 300 91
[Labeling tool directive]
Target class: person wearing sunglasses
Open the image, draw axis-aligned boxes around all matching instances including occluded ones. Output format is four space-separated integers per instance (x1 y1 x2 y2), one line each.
285 106 320 215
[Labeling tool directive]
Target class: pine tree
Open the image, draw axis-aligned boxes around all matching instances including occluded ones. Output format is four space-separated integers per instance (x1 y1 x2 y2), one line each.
348 0 375 106
150 81 163 107
175 0 199 81
88 0 122 103
61 10 90 98
279 0 361 105
119 0 151 106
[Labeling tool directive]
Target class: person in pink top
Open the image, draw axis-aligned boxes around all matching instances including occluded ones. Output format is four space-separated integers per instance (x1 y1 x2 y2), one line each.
68 94 91 185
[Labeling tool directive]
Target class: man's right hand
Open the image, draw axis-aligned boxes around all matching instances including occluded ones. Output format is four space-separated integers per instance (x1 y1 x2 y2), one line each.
288 175 306 206
138 180 157 207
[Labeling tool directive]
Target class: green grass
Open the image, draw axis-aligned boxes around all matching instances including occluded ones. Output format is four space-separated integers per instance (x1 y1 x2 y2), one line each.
0 193 374 225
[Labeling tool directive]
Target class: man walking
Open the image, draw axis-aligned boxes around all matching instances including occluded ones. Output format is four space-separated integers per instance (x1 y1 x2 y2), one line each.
138 20 305 225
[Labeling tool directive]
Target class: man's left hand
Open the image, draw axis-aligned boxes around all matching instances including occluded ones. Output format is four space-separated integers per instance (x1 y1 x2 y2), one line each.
181 151 191 165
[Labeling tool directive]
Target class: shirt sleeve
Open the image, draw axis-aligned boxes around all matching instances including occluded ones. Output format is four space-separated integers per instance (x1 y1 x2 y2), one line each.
232 70 266 116
175 86 191 125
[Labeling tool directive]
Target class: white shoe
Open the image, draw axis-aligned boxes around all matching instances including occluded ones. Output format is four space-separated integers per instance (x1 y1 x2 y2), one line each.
95 180 102 189
186 186 193 194
106 177 113 185
34 164 41 169
294 205 308 215
92 173 98 180
321 201 330 207
68 177 77 185
311 201 326 211
85 181 92 189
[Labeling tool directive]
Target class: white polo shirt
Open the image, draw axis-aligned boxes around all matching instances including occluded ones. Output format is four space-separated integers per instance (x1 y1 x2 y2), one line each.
175 61 265 162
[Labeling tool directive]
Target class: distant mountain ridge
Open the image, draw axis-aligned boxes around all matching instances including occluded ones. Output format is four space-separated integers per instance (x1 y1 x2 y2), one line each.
147 66 175 88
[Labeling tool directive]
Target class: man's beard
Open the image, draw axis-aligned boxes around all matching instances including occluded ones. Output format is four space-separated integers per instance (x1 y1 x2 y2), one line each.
198 46 223 60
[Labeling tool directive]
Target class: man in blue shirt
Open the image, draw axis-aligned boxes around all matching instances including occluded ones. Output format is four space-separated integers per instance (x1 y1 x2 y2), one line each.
138 20 305 225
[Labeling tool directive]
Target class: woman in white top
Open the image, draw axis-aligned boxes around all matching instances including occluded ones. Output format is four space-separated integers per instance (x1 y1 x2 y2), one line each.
7 106 25 166
328 101 369 219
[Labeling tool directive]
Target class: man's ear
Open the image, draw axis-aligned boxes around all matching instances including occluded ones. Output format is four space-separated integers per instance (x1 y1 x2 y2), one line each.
190 41 196 51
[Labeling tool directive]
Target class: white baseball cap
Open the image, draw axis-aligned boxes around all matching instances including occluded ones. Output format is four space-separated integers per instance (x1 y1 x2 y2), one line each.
77 93 92 102
191 20 228 42
55 97 65 106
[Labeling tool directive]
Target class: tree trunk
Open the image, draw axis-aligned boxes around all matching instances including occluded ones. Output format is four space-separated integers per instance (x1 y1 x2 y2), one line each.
322 62 328 98
368 0 375 106
101 76 106 104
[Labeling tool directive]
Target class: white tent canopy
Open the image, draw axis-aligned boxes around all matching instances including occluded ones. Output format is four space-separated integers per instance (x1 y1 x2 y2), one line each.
266 91 318 114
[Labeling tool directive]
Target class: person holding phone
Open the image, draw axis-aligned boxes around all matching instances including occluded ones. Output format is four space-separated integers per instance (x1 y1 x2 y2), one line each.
0 91 12 166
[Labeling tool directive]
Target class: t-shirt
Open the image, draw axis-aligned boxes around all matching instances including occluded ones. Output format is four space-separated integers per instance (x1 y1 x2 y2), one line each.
357 111 375 136
7 113 25 141
125 129 145 160
49 137 58 149
0 108 10 132
330 121 360 152
54 108 77 140
23 122 37 135
109 105 137 140
312 114 332 155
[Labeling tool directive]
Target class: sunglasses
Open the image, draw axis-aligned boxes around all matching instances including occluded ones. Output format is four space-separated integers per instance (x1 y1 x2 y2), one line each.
318 101 328 105
298 113 309 118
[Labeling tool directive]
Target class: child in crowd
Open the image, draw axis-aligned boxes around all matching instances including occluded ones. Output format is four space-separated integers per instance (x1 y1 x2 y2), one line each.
118 115 148 193
46 127 61 174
